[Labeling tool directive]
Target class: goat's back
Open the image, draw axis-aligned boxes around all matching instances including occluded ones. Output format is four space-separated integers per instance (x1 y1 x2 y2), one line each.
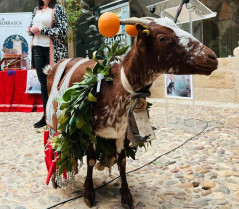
47 58 96 95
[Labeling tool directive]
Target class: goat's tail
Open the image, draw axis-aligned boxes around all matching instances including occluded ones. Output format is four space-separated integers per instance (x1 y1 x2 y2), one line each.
43 64 52 75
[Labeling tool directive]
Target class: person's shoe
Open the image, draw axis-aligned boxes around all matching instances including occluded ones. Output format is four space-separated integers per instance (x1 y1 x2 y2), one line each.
34 116 46 128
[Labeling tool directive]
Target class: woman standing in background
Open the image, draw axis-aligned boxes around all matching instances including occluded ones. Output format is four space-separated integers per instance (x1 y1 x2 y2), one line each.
28 0 68 128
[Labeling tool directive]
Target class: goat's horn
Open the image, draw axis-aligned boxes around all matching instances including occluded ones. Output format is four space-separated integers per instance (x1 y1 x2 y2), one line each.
141 17 157 21
143 29 150 36
120 18 152 26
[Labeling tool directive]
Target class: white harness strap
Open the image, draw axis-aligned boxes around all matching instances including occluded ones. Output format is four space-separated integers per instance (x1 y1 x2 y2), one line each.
120 67 135 94
51 59 72 92
46 58 88 127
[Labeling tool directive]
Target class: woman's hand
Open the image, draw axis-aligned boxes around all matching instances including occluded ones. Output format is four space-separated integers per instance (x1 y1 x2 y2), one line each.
29 26 42 34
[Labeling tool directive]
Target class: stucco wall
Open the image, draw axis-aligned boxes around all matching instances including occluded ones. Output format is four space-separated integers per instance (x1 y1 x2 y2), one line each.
150 56 239 103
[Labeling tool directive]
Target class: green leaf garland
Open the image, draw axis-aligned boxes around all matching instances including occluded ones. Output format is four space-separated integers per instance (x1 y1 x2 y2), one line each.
51 43 130 174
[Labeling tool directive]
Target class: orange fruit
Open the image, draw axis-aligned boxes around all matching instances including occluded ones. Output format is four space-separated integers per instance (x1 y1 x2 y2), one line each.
125 25 138 37
125 17 138 37
98 12 120 37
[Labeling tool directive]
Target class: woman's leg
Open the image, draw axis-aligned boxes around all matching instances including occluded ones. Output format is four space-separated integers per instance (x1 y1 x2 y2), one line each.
33 46 49 127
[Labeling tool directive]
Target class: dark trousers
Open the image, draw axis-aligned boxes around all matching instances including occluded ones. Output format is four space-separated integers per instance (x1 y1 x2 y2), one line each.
32 46 49 116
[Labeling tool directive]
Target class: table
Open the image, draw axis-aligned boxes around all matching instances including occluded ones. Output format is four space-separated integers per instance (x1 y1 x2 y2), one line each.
0 69 43 112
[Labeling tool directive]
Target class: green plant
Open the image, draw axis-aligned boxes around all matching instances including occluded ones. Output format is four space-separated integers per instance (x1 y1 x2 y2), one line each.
52 42 129 175
65 0 82 28
80 0 102 52
64 0 82 41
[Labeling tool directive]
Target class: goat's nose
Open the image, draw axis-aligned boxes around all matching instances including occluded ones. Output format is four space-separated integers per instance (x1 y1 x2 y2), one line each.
204 49 218 68
204 47 217 61
208 53 217 61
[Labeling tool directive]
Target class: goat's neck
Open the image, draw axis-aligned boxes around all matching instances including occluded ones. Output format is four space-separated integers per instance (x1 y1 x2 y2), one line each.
122 46 156 93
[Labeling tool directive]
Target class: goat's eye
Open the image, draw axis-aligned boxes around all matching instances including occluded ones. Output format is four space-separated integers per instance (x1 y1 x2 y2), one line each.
159 37 165 42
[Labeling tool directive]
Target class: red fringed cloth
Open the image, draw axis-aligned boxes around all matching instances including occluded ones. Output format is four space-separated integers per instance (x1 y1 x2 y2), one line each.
44 130 67 185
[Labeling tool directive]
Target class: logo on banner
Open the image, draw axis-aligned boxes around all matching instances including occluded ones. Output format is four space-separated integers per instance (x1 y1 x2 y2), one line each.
0 17 23 27
3 35 29 54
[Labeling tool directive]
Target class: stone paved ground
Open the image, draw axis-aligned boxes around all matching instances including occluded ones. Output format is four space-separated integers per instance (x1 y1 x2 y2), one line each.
0 99 239 209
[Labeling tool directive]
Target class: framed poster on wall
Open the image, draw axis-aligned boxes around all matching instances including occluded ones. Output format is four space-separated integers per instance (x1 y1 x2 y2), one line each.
100 0 131 48
165 74 193 99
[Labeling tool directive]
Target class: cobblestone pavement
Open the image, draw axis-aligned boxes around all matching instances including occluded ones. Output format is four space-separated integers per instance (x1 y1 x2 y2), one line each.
0 100 239 209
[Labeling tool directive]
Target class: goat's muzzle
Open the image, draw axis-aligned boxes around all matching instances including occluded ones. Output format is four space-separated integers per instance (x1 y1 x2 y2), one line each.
194 47 218 75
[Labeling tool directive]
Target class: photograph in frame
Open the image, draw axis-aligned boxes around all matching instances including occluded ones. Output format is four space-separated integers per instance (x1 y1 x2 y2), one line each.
165 74 193 99
25 69 41 94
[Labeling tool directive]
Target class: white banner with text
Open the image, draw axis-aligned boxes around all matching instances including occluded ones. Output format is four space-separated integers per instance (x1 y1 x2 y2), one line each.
0 12 32 69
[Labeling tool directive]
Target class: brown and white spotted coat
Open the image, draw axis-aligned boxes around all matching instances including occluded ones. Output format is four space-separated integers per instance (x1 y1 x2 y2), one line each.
46 17 218 208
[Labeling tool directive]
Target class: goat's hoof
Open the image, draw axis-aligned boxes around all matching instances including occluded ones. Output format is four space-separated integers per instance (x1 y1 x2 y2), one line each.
83 190 96 208
120 188 134 209
51 172 58 189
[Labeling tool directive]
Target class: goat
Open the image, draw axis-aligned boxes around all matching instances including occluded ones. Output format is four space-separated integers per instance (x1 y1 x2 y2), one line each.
45 17 218 208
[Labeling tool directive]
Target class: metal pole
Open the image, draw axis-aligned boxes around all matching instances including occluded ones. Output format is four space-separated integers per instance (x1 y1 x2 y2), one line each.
189 5 193 34
166 93 169 125
189 6 196 132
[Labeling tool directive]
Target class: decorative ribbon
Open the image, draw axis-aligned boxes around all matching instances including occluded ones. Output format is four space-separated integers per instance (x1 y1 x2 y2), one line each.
97 73 104 93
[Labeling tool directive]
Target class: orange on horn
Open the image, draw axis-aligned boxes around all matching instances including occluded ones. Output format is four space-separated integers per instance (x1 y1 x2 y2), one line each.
125 25 138 37
125 17 138 37
98 12 120 37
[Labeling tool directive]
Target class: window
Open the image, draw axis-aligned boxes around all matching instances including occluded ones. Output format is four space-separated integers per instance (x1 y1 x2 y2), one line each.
201 0 239 57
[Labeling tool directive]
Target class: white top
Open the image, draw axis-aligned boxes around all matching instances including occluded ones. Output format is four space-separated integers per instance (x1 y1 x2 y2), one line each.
32 8 52 47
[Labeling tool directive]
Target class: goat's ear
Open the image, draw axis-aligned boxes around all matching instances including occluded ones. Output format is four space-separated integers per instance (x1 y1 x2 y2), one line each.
136 23 150 39
135 23 149 53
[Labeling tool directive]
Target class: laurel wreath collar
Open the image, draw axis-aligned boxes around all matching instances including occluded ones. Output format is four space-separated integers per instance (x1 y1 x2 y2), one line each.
51 43 142 175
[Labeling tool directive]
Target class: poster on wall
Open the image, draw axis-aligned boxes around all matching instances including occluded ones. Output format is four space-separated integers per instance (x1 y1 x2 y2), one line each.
165 74 193 99
0 13 32 70
26 70 41 94
100 0 131 49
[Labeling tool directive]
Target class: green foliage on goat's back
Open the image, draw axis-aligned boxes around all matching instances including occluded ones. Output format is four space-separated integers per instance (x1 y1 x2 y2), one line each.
51 42 129 175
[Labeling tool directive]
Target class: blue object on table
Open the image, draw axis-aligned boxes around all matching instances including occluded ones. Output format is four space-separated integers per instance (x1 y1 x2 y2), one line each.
7 70 16 76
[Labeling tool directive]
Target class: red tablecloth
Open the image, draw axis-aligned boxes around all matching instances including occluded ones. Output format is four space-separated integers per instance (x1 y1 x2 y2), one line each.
0 69 43 112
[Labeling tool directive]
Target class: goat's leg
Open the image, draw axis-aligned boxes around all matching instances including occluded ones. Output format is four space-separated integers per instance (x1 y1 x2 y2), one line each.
84 143 96 207
117 149 134 209
51 170 58 189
